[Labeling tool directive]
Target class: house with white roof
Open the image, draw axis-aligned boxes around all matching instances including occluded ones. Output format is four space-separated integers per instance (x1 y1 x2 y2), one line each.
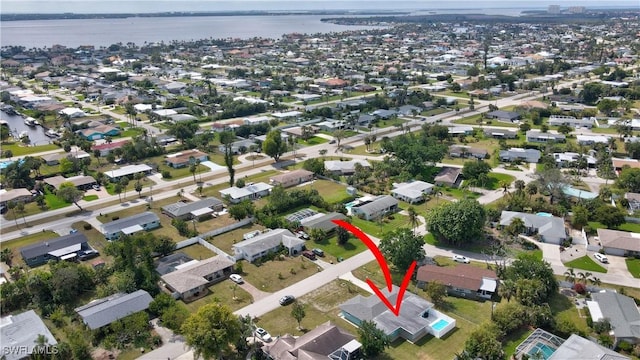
0 310 58 360
324 160 371 175
500 211 567 245
499 148 541 163
391 181 434 204
232 229 305 262
101 212 160 241
577 134 610 145
350 195 399 221
219 182 273 204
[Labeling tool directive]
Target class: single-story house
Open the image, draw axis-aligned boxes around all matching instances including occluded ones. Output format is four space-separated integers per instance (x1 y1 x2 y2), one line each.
596 228 640 256
448 126 474 136
350 195 399 221
160 255 235 301
554 152 597 168
587 290 640 346
526 130 566 143
546 333 630 360
499 148 541 163
44 175 97 190
219 182 273 204
370 109 398 119
20 233 90 267
316 120 347 131
59 107 86 118
91 140 129 156
0 310 58 360
269 169 315 188
232 229 305 262
168 114 198 123
340 286 456 342
40 151 91 166
105 164 153 182
390 181 435 204
500 211 567 245
416 264 497 300
300 212 348 233
577 134 611 145
75 289 153 330
161 197 224 220
0 188 33 206
77 124 120 141
486 110 520 122
548 115 595 129
398 105 422 116
449 146 488 159
434 167 462 187
164 149 209 168
218 139 257 155
324 160 371 176
613 158 640 171
101 211 160 241
484 129 518 139
262 321 362 360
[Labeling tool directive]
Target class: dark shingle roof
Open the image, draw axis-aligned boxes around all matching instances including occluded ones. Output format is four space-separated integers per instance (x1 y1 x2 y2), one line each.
20 233 88 260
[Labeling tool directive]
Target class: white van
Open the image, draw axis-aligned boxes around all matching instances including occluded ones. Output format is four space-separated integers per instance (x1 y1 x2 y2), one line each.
593 252 608 264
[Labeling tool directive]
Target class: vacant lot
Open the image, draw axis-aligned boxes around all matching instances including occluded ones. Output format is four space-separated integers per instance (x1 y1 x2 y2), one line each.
181 279 253 313
242 256 319 293
296 179 353 204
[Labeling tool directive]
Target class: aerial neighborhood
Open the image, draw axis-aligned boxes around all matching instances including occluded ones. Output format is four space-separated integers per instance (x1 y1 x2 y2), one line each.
1 5 640 360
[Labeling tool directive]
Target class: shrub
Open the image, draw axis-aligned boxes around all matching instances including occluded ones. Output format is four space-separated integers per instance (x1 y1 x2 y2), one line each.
161 170 171 179
112 216 119 221
573 283 587 295
83 223 92 230
616 341 633 353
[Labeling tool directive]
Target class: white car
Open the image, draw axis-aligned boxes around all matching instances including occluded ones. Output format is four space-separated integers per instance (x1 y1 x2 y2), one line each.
229 274 244 284
593 253 609 264
255 327 272 342
452 255 470 264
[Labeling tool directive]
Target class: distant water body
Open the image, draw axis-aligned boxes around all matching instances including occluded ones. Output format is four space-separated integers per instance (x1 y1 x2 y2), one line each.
1 15 392 48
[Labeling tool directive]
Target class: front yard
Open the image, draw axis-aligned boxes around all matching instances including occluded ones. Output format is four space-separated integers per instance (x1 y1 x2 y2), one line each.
625 258 640 278
564 255 608 273
241 256 320 293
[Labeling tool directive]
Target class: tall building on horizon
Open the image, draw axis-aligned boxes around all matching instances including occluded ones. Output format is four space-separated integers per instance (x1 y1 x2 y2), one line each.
548 5 561 14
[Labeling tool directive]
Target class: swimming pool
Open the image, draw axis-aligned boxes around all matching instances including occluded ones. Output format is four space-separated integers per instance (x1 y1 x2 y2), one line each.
536 212 553 217
0 161 14 170
528 342 556 359
431 319 450 332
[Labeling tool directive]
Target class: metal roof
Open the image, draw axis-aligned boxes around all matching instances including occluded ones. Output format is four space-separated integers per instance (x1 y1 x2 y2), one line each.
20 233 88 260
102 211 159 236
75 290 153 330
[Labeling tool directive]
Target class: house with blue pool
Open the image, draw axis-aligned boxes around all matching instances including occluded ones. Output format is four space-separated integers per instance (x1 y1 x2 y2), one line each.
340 286 456 342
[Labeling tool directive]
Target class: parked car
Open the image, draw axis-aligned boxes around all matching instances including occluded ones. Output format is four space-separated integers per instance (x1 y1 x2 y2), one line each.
594 252 608 264
279 295 295 306
229 274 244 284
255 327 272 342
297 231 310 240
452 255 470 263
302 250 316 260
312 248 325 257
92 184 101 191
78 250 99 261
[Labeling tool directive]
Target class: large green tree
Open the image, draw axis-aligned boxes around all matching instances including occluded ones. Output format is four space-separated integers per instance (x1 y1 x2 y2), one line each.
181 303 242 360
462 160 492 186
426 199 486 246
167 121 200 144
57 182 84 210
262 130 287 162
463 323 504 360
505 254 558 305
378 228 425 273
358 320 390 358
219 131 236 186
616 167 640 192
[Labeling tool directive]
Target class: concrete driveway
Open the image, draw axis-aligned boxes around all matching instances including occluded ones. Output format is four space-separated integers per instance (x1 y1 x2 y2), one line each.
602 253 631 278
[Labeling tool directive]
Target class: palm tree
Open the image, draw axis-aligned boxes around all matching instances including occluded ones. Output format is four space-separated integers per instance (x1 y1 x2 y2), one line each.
526 182 538 200
433 186 444 204
564 268 576 284
514 179 525 194
590 276 602 286
500 181 510 197
407 206 420 234
499 279 516 302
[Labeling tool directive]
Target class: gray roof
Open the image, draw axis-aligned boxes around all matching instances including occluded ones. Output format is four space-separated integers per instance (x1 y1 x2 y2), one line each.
0 310 58 360
102 211 159 235
526 130 566 141
500 211 566 243
161 255 235 294
75 290 153 330
301 212 348 232
219 182 273 200
499 148 541 163
20 233 88 260
352 195 398 216
341 286 434 337
262 321 356 359
549 334 629 360
162 198 223 217
391 181 434 200
591 291 640 340
233 229 295 258
324 160 371 173
487 110 520 120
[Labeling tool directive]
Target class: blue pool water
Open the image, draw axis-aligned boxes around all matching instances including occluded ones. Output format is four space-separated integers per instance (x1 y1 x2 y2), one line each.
562 186 598 200
536 212 553 217
344 201 357 209
0 161 14 170
431 319 449 331
528 342 556 359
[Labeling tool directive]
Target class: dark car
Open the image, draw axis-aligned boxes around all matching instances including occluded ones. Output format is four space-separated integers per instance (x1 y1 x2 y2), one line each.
302 250 316 260
312 248 325 257
78 250 99 261
279 295 295 306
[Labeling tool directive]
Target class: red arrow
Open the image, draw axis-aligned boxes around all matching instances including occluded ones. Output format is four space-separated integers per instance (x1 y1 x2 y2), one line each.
332 219 417 316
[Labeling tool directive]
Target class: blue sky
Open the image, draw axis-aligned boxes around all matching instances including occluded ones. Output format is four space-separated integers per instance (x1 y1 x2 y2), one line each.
2 0 638 13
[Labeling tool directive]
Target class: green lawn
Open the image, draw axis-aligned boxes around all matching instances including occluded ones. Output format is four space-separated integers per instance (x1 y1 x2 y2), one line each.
181 280 253 313
308 234 368 263
503 328 534 358
589 221 640 233
241 256 320 293
349 213 409 238
548 292 590 335
0 142 60 156
564 255 608 273
425 233 493 254
483 172 516 190
296 180 353 205
625 258 640 278
82 195 98 201
297 136 328 146
45 192 71 210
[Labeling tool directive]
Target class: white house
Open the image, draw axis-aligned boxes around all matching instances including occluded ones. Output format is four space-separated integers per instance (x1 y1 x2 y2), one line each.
391 181 434 204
